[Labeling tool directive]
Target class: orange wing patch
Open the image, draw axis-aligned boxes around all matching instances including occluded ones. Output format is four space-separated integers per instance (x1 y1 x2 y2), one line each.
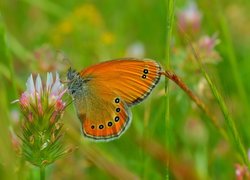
77 99 131 141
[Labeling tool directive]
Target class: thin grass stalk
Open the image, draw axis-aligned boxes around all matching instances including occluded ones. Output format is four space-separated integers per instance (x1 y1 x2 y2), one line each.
215 0 250 117
175 23 230 140
215 0 250 148
189 42 249 169
165 0 175 179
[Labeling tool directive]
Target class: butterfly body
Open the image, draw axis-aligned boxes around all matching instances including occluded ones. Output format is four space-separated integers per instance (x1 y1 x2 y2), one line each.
67 58 162 141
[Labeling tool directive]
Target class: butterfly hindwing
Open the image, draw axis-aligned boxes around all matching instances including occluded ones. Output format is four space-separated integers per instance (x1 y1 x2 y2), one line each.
73 83 131 141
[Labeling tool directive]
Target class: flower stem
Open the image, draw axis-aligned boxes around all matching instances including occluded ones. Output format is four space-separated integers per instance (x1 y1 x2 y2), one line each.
40 166 45 180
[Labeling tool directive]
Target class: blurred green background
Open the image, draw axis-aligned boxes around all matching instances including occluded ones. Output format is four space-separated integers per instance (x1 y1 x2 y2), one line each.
0 0 250 179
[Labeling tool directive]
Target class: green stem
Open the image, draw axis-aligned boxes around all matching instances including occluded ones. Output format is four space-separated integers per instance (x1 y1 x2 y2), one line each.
165 0 175 179
189 42 249 169
40 166 45 180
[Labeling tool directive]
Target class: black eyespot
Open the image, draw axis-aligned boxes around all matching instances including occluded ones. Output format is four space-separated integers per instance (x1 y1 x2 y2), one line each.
116 108 121 112
114 116 119 122
99 125 104 129
108 122 113 127
115 98 120 103
91 125 95 129
142 74 147 79
143 69 148 74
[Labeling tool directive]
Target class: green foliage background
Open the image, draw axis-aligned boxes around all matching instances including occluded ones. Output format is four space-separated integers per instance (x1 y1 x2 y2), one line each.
0 0 249 179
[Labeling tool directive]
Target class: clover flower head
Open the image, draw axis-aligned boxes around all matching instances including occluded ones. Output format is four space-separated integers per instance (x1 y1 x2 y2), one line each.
17 72 68 167
19 72 66 116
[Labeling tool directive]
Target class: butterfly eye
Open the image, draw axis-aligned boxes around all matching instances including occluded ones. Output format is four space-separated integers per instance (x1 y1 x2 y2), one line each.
114 116 119 122
143 69 148 74
115 98 120 103
116 108 121 112
107 122 113 127
99 125 104 129
142 74 147 79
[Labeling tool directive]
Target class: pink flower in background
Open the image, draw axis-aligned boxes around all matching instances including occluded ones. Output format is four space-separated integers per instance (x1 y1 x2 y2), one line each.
235 150 250 180
177 2 202 35
199 35 220 54
197 34 221 63
235 163 250 180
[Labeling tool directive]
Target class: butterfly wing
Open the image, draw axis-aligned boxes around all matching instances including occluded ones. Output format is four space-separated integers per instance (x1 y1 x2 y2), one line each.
70 58 162 141
80 58 162 106
73 81 131 141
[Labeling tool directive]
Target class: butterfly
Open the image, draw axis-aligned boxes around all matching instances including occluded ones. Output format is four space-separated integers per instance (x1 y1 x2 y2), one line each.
67 58 163 141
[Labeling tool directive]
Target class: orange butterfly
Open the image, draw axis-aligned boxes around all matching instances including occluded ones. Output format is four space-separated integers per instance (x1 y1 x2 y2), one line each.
67 58 162 141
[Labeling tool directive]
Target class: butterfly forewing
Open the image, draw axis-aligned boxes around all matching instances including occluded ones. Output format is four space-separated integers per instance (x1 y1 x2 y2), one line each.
80 58 162 106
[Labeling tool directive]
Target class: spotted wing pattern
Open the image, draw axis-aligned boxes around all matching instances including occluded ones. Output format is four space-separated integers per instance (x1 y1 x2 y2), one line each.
70 58 162 141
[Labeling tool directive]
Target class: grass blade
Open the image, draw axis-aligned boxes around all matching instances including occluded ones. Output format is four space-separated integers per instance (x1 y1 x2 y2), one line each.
165 0 175 179
189 42 249 168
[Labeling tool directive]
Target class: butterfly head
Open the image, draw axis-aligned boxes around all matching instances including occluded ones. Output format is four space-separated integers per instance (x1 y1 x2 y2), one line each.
67 67 77 80
67 67 82 96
